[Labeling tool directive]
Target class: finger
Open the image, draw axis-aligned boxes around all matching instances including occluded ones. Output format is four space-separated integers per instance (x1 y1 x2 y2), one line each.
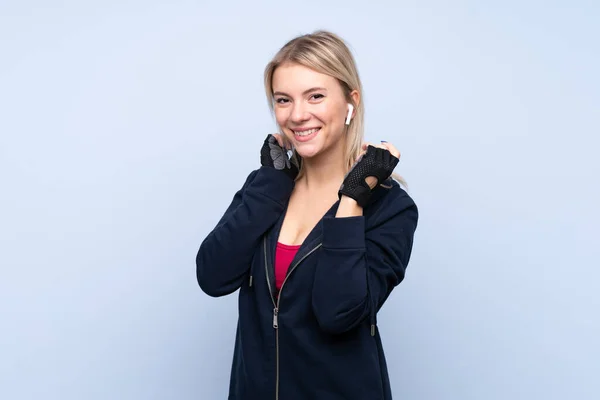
277 135 292 150
358 142 382 162
380 141 400 158
361 142 376 150
363 142 389 151
272 133 285 148
358 142 390 160
356 144 370 161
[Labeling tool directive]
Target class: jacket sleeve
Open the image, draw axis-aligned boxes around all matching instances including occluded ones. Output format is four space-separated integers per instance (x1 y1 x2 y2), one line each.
196 167 294 297
311 190 418 334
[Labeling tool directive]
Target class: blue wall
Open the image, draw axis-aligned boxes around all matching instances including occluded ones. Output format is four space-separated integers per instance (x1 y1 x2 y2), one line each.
1 1 598 398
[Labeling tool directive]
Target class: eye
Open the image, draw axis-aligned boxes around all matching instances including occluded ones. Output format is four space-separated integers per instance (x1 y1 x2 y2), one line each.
310 93 325 100
275 97 290 104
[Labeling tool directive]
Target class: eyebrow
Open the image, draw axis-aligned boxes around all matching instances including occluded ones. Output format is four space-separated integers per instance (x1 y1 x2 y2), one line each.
273 87 328 97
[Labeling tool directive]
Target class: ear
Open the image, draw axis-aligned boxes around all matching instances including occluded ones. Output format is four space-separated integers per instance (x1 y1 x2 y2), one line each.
349 89 360 114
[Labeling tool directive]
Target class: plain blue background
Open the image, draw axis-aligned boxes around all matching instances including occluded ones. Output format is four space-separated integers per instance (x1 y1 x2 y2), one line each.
1 1 598 399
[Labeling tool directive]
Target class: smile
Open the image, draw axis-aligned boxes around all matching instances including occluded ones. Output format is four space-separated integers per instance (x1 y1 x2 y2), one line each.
293 127 321 137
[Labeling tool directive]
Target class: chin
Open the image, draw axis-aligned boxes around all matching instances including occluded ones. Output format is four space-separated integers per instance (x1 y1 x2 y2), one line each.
293 143 322 159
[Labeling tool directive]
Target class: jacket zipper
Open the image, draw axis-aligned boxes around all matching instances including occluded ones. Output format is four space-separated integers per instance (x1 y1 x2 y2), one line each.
264 239 322 400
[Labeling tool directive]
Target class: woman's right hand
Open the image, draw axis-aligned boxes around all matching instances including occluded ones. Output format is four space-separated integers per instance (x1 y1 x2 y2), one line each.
260 134 299 181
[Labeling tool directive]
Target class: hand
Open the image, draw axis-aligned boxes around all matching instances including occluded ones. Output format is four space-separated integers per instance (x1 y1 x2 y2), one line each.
260 134 299 181
338 141 400 207
359 141 400 189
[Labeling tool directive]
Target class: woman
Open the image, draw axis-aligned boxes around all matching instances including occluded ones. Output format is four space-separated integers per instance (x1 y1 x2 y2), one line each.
196 30 418 400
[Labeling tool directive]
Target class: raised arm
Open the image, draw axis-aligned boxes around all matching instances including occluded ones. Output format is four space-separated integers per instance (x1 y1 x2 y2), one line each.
311 192 418 334
311 143 418 334
196 134 298 297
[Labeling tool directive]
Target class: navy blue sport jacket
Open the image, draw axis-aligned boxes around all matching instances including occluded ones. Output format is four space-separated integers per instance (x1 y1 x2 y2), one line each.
196 166 418 400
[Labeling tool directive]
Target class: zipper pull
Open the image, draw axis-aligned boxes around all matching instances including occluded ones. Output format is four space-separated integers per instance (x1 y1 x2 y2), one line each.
249 275 253 287
273 308 279 329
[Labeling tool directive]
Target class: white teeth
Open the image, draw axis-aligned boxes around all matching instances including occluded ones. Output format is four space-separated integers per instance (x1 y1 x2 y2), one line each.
294 128 320 136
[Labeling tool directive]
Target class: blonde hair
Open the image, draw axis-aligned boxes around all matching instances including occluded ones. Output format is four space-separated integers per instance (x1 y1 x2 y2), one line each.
263 30 405 188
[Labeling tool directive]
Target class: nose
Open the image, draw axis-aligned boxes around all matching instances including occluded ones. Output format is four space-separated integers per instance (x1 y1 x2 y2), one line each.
290 102 310 124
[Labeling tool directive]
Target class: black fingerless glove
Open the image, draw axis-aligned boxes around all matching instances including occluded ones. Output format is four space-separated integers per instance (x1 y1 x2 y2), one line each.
338 145 399 207
260 134 299 181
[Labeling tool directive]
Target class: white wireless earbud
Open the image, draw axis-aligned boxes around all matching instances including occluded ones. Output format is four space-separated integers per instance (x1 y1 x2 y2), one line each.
345 103 354 125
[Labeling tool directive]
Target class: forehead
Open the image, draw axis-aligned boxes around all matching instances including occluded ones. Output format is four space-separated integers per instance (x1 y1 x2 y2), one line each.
272 63 341 94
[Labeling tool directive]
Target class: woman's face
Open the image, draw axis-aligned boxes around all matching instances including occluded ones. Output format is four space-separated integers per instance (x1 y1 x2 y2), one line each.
272 63 355 159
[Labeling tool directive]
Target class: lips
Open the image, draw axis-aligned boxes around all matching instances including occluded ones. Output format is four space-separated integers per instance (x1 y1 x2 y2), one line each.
292 127 321 142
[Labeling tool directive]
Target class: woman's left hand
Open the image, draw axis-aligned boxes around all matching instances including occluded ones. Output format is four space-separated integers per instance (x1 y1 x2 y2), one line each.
338 141 400 207
358 141 401 189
